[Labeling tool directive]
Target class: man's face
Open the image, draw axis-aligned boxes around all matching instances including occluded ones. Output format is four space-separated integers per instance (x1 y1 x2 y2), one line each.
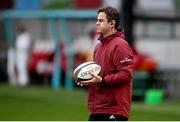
96 12 111 36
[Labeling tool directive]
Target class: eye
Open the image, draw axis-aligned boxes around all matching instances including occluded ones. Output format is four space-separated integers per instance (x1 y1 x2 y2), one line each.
100 20 104 22
97 19 104 23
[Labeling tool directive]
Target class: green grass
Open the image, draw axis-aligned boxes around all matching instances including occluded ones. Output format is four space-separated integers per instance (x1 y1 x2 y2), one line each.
131 101 180 120
0 83 88 120
0 83 180 121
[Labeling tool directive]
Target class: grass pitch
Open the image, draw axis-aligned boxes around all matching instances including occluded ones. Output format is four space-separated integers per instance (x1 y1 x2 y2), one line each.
0 83 180 121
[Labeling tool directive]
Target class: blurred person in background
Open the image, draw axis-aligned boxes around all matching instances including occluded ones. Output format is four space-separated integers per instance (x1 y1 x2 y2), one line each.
15 26 31 87
76 6 134 121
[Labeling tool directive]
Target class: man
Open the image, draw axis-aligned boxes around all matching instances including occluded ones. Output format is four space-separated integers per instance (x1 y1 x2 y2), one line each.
15 26 31 87
77 6 134 121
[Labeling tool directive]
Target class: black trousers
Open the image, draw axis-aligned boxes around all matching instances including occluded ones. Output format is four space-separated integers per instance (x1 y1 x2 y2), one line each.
88 114 128 121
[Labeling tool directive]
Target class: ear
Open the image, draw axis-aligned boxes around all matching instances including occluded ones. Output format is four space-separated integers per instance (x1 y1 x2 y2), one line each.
110 20 115 27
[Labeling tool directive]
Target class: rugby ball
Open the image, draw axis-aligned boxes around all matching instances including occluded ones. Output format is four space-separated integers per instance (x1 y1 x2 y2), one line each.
73 61 101 81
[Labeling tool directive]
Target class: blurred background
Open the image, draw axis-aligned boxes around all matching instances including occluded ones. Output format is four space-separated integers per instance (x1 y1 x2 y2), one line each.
0 0 180 121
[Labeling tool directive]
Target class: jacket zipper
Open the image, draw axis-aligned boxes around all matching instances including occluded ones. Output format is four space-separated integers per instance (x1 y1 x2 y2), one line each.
92 43 104 113
92 84 96 113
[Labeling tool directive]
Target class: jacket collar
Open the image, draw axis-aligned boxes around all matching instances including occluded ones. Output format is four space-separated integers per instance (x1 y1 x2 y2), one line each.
98 28 125 43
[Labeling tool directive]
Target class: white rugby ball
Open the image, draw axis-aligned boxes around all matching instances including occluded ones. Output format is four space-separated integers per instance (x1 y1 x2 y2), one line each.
73 61 101 81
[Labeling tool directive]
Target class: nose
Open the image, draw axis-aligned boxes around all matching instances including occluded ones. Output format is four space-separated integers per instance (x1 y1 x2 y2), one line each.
96 21 99 25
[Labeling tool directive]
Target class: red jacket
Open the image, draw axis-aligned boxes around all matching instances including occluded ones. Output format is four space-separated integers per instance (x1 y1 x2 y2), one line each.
88 29 134 118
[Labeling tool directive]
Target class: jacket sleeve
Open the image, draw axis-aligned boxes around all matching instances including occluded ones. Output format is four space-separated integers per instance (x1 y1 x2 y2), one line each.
104 42 134 86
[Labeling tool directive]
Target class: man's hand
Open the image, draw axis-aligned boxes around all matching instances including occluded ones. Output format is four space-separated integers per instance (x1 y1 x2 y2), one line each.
76 72 102 86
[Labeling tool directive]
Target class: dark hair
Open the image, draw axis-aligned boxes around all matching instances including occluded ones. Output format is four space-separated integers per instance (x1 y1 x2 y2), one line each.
97 6 120 30
16 25 26 33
